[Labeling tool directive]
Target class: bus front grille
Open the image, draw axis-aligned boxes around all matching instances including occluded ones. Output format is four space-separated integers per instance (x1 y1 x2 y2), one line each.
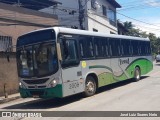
23 78 49 84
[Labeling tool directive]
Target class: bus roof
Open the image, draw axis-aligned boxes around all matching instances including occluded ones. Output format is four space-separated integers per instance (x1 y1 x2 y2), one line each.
20 27 150 41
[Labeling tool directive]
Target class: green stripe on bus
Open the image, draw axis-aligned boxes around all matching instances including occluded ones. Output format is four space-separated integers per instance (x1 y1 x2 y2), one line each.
89 58 153 87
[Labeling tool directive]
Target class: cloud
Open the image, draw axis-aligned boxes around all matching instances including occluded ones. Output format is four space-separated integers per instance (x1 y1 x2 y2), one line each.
145 0 160 7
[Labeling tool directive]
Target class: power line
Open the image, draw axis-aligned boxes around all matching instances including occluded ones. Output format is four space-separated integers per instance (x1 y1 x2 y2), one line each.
83 0 90 8
118 20 160 32
119 0 160 7
86 10 160 33
118 0 141 5
117 12 160 27
118 0 160 11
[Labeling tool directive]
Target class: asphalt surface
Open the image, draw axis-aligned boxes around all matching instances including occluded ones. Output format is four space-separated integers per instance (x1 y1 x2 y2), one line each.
0 62 160 120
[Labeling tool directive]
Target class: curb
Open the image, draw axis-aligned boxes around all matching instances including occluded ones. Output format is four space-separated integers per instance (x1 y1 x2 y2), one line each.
0 96 21 104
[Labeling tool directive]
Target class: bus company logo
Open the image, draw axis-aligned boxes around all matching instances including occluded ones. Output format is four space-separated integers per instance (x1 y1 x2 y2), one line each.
119 58 129 65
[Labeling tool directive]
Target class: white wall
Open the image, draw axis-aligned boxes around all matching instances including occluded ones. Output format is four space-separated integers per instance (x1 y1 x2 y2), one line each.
86 0 118 34
40 0 118 34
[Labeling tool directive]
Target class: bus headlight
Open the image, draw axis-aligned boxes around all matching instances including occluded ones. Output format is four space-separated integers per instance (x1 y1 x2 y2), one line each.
19 82 25 88
49 80 57 87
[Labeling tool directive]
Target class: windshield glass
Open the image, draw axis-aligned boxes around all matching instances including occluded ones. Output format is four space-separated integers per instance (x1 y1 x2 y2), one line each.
17 42 58 78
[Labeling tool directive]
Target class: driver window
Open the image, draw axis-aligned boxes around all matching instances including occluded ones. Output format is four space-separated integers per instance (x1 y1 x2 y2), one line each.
65 40 77 61
60 37 79 68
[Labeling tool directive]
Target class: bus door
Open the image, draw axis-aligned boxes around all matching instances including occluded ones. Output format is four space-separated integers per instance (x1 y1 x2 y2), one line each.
58 34 83 97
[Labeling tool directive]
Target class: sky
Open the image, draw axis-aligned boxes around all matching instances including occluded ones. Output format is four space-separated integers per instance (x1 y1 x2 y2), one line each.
116 0 160 37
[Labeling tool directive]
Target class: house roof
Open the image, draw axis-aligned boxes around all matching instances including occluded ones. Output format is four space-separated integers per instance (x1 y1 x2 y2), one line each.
0 0 61 10
0 2 58 19
107 0 121 8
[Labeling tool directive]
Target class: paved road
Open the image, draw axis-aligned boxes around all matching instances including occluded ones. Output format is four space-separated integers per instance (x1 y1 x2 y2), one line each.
0 62 160 120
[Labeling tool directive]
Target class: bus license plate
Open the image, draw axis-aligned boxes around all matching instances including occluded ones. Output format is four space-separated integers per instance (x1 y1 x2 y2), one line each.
33 95 39 98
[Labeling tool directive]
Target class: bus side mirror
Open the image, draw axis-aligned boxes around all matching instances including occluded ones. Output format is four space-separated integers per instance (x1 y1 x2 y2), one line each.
57 43 62 61
62 39 69 60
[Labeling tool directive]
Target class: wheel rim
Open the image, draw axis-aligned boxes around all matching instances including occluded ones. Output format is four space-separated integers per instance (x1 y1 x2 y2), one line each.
86 81 95 94
135 69 140 79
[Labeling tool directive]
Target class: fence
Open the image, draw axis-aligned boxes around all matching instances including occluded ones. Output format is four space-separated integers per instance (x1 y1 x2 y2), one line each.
0 36 12 52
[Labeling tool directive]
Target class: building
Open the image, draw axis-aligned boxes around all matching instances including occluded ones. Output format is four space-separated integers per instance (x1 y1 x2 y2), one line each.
0 1 58 52
40 0 121 34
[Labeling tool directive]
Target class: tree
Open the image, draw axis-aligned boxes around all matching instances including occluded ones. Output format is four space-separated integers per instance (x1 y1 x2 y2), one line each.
148 33 157 54
121 21 159 55
123 21 134 30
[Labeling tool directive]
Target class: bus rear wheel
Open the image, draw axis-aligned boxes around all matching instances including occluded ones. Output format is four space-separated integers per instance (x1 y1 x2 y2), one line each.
133 67 141 82
84 76 97 97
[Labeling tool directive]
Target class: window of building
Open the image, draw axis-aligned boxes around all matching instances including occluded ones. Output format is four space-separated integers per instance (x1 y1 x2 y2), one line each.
102 5 107 16
93 28 98 32
110 31 116 34
107 8 116 26
91 0 97 10
0 36 12 52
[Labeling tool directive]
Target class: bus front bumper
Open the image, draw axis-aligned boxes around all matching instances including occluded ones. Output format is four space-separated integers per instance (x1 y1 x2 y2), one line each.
19 84 63 98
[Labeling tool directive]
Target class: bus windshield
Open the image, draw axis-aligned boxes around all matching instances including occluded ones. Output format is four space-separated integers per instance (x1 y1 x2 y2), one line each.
17 42 58 78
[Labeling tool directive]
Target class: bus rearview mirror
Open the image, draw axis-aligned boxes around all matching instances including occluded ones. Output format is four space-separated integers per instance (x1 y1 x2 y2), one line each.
57 43 62 61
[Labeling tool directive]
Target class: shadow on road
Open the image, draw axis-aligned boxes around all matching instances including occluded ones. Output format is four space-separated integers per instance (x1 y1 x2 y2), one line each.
154 63 160 66
97 76 148 94
3 94 83 109
2 76 149 109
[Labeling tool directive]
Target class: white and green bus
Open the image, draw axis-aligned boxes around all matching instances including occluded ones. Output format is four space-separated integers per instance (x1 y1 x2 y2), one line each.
16 27 153 98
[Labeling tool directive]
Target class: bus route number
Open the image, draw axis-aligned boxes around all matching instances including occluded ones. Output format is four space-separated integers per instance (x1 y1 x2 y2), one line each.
69 82 79 89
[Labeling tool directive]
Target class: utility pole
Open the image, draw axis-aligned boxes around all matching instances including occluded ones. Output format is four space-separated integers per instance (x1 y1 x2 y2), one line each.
17 0 20 7
78 0 85 30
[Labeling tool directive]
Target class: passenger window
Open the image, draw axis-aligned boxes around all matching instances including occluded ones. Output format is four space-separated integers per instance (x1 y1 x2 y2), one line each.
121 39 130 56
109 38 120 57
105 39 109 57
79 36 94 59
94 37 107 58
131 40 139 56
146 42 151 55
139 41 146 55
65 40 77 60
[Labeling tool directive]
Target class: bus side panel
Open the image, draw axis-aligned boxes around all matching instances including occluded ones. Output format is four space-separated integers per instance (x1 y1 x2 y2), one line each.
87 59 112 88
111 58 127 83
62 65 84 97
126 56 153 77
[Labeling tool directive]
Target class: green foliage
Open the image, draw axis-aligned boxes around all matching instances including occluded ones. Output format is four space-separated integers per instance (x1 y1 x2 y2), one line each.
122 21 160 55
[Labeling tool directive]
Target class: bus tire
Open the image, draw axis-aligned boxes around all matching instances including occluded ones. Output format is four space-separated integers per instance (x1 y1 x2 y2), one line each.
84 76 97 97
133 67 141 82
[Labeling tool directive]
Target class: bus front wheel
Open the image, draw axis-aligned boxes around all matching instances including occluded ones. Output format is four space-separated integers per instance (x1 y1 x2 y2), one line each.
84 76 97 97
133 67 141 82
